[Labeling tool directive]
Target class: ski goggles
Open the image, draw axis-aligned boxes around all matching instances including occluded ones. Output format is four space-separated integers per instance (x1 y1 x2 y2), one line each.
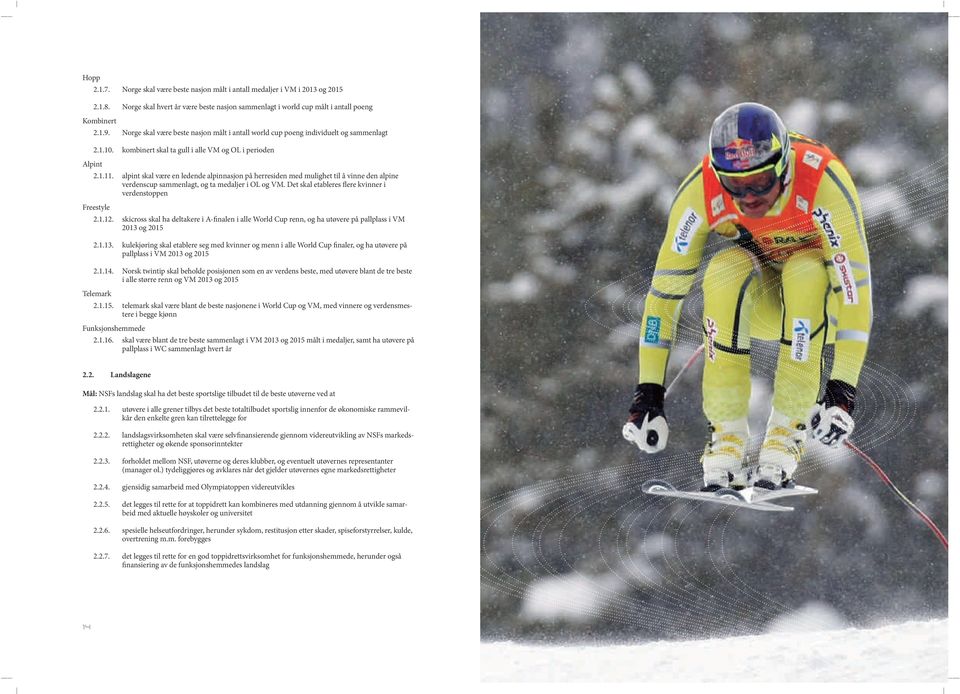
716 165 780 198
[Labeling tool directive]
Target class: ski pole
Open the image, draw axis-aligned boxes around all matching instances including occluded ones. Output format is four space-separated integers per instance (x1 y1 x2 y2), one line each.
664 344 704 398
663 343 948 550
842 440 948 551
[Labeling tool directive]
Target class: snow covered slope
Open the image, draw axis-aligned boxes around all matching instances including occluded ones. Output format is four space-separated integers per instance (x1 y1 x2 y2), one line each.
481 619 946 682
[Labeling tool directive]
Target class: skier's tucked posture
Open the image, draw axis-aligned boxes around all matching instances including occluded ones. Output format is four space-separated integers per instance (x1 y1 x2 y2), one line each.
623 103 871 491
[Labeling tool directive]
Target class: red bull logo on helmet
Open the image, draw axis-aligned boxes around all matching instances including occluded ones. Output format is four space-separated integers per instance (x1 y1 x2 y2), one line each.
724 138 757 169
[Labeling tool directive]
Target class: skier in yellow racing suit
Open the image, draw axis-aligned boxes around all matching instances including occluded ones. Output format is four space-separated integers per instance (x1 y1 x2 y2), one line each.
622 102 871 492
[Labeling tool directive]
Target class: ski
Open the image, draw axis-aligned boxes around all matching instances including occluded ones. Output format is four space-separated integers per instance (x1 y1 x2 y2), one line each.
641 479 801 512
750 483 818 504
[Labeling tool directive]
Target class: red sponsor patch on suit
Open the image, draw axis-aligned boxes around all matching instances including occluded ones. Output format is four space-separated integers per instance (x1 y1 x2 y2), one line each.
833 252 859 305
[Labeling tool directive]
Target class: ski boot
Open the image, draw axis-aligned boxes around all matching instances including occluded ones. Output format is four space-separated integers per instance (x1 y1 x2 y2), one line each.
754 410 808 490
700 418 750 491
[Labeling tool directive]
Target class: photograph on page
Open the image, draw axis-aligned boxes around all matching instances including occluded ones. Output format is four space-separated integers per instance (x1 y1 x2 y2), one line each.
480 12 947 682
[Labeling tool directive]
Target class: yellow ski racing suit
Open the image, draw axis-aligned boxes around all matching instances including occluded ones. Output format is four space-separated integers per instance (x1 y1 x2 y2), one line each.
638 134 871 424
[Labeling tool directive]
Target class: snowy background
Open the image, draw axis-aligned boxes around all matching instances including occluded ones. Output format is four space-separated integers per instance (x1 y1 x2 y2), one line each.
482 618 947 682
479 13 947 676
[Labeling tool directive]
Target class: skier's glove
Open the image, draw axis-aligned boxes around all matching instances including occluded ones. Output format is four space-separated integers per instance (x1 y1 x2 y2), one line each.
622 383 668 453
811 379 856 448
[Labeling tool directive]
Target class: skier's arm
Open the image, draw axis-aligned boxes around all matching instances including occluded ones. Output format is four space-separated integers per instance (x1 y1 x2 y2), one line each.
811 159 872 391
625 167 710 453
637 167 711 385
